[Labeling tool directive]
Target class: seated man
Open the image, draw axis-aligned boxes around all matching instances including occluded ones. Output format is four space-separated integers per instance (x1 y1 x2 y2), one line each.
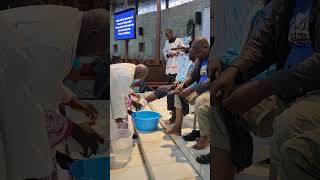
190 0 274 165
140 52 195 122
164 38 210 136
280 128 320 180
211 0 320 179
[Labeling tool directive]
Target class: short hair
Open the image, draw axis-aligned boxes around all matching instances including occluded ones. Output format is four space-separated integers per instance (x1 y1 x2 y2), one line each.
165 29 173 34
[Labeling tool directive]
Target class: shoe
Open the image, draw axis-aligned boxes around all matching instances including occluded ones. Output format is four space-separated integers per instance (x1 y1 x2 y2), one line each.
196 153 211 164
182 130 200 141
132 134 138 139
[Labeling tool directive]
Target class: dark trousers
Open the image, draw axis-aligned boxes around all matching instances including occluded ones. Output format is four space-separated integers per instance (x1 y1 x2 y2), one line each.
168 73 177 84
154 85 189 116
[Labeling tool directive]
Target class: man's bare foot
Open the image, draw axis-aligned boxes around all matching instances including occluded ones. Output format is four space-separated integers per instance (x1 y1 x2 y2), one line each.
193 136 209 150
164 127 181 136
164 120 175 124
164 116 175 124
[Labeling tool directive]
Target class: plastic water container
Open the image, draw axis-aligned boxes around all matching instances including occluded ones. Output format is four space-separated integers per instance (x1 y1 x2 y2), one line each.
110 129 133 169
132 111 160 132
69 157 110 180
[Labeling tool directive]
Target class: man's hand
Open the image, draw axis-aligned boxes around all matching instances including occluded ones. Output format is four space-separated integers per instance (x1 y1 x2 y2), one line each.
169 52 177 58
132 99 148 111
171 81 179 89
212 66 240 103
67 98 98 122
81 101 98 121
132 100 143 111
179 87 195 98
222 80 273 114
70 122 104 157
209 58 222 80
175 83 185 94
130 92 141 100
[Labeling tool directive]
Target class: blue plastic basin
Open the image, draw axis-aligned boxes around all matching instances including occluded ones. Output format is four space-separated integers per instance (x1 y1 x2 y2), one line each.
69 157 110 180
132 111 160 132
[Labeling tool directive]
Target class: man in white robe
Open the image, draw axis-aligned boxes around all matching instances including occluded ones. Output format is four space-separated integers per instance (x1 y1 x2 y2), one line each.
110 63 148 129
163 29 186 84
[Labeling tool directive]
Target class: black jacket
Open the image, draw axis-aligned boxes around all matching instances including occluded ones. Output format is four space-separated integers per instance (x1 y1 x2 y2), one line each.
232 0 320 101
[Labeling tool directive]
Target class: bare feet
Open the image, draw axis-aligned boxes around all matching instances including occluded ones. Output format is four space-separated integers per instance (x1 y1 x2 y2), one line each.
164 126 181 136
164 116 175 124
193 136 209 150
164 119 175 124
164 120 175 124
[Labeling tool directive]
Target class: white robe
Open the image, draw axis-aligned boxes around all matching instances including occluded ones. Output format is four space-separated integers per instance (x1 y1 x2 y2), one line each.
163 38 185 75
110 63 136 121
0 5 82 179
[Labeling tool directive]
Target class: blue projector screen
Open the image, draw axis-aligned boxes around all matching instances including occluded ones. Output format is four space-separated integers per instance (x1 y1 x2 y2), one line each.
114 8 136 40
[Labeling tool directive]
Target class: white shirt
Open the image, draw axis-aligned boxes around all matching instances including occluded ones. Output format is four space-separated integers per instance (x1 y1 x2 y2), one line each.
163 37 185 75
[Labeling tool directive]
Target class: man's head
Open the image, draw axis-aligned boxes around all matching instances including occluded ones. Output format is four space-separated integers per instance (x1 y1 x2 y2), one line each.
165 29 174 40
77 9 109 57
190 38 210 60
134 64 148 80
111 56 123 64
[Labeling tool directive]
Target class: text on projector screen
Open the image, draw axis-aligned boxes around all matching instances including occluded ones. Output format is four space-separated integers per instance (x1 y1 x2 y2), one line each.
114 10 136 40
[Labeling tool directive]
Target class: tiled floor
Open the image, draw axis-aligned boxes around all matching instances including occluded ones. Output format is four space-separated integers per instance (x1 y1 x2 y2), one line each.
147 96 209 180
110 139 149 180
137 97 201 180
110 165 149 180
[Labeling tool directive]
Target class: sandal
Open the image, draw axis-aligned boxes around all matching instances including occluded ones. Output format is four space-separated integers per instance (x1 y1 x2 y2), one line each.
196 153 211 164
182 130 200 141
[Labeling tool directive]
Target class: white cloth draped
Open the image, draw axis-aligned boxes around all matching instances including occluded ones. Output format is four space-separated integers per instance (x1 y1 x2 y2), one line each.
110 63 136 121
0 5 82 179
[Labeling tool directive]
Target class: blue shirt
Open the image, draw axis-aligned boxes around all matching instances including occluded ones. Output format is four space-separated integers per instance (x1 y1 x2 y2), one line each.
199 58 209 83
285 0 314 70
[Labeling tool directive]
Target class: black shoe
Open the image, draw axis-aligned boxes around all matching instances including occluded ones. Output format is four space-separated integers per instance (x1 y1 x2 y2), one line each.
132 134 138 139
196 153 211 164
182 130 200 141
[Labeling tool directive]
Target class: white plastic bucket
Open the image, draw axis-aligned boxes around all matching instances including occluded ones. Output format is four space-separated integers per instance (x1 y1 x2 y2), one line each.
110 129 133 169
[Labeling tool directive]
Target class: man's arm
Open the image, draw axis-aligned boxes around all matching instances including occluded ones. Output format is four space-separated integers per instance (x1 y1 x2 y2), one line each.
270 53 320 100
182 60 200 87
231 1 279 81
